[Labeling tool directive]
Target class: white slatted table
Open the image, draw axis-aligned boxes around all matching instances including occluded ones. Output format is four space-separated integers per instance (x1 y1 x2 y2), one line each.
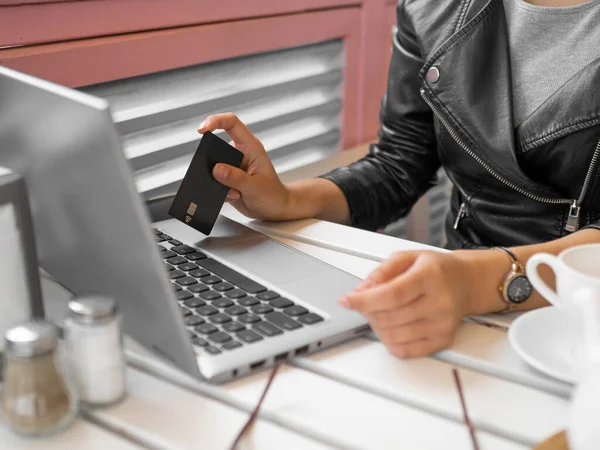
2 144 572 449
3 210 570 450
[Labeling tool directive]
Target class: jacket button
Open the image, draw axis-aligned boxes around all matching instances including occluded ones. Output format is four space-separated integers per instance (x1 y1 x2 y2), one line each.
426 66 440 83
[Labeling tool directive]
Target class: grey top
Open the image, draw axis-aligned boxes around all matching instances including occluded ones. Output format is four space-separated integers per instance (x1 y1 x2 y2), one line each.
503 0 600 126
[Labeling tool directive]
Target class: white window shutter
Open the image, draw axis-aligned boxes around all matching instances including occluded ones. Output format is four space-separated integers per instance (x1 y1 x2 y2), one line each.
80 40 344 201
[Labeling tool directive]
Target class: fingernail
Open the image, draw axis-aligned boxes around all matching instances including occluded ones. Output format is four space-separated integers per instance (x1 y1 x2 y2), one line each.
198 119 209 130
214 164 226 179
339 296 350 309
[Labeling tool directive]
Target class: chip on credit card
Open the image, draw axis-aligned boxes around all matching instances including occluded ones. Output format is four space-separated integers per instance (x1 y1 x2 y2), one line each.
168 131 244 235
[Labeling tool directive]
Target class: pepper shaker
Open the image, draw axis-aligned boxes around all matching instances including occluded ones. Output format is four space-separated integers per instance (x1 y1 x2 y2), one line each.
64 296 126 406
1 320 76 436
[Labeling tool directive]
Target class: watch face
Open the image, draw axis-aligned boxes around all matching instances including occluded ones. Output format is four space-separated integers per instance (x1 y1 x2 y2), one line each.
507 275 533 304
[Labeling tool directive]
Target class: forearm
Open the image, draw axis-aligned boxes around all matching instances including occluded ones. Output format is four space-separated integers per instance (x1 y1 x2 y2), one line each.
284 178 351 224
455 229 600 316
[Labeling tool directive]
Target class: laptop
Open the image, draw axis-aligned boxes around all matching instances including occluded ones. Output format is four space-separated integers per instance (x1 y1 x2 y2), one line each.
0 66 369 383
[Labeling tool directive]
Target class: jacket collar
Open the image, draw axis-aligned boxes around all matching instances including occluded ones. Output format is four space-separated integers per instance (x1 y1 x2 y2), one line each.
419 0 600 196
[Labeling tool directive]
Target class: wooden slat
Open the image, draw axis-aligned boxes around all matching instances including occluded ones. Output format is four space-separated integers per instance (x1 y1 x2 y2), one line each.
123 340 526 450
434 322 572 398
222 360 527 450
0 417 141 450
88 367 332 450
293 339 568 447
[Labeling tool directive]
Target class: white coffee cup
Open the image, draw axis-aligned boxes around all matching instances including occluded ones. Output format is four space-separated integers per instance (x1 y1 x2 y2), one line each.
527 244 600 368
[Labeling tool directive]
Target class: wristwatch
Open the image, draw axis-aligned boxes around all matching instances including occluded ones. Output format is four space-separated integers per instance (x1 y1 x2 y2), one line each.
496 247 533 312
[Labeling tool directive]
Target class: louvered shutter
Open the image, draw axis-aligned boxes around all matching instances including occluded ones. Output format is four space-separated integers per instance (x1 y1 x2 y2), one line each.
79 40 344 202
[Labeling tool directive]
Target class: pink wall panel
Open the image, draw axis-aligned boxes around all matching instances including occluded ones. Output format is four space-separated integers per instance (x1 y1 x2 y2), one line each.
1 0 394 148
0 0 358 47
1 8 363 148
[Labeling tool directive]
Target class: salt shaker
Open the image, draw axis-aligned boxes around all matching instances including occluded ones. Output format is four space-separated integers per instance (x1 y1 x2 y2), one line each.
64 296 126 406
1 320 76 436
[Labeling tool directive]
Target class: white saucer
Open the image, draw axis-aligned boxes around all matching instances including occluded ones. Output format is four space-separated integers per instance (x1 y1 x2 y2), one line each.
508 306 581 385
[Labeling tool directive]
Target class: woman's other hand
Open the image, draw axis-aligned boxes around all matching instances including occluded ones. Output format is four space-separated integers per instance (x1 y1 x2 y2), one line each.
340 251 476 358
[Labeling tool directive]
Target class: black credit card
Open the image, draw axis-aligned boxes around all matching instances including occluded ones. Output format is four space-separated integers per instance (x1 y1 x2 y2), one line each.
168 131 243 235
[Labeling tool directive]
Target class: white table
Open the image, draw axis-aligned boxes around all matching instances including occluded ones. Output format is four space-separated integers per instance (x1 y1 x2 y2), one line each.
0 207 572 450
0 146 573 449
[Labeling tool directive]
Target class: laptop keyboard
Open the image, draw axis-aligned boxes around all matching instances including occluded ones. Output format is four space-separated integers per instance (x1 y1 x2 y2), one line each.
153 229 324 356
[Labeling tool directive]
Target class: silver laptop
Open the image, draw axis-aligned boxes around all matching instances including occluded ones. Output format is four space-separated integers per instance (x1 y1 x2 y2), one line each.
0 66 369 383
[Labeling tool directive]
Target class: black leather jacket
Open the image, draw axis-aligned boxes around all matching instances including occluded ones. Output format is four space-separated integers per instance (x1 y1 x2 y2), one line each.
323 0 600 249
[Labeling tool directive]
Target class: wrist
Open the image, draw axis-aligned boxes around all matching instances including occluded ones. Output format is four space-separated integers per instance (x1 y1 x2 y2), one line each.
452 249 508 316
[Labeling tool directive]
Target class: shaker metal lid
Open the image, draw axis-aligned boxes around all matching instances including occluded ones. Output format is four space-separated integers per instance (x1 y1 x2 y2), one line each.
68 296 118 324
4 320 59 357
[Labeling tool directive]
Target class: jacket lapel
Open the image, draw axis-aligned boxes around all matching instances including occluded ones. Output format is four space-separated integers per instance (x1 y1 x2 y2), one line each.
420 0 558 196
517 56 600 153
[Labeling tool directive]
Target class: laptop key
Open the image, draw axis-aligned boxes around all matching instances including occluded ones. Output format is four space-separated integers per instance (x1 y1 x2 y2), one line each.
161 251 176 259
256 291 280 301
195 323 218 335
236 330 263 343
213 282 234 292
265 312 303 331
238 314 261 324
297 313 324 325
252 304 274 315
152 229 162 235
169 270 185 280
176 277 197 287
202 276 221 285
210 313 232 324
188 330 196 339
169 239 182 246
205 346 222 355
154 235 168 243
224 306 247 316
197 305 219 316
197 258 266 294
270 298 294 309
190 269 210 278
186 252 207 261
209 332 233 344
172 285 182 292
284 305 308 317
159 233 172 240
179 262 199 272
225 289 247 299
252 321 283 337
179 306 192 317
189 283 209 293
166 256 187 265
192 337 209 347
222 341 243 350
171 244 196 255
176 291 193 301
164 263 176 272
212 298 234 309
183 298 206 308
199 291 221 301
238 297 259 307
184 315 205 327
222 321 245 332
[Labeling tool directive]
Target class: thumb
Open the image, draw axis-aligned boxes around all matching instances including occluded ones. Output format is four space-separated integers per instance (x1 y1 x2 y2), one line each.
213 163 251 192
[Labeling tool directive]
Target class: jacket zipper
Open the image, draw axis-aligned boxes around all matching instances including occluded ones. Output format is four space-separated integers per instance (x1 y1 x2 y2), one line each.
453 202 467 229
420 88 600 233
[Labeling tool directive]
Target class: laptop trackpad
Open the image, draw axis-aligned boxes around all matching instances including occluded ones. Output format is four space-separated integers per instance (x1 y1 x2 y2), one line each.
204 237 322 285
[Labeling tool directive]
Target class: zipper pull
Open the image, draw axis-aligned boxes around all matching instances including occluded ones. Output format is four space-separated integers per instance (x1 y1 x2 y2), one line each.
454 203 467 230
565 200 581 232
